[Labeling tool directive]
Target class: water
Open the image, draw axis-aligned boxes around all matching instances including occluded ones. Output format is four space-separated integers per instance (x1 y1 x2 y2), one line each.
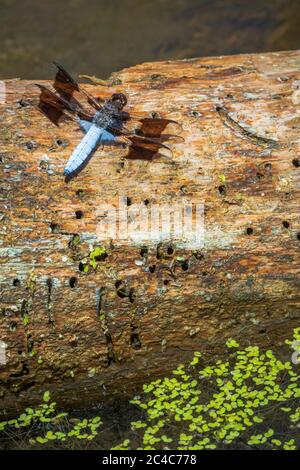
0 0 299 80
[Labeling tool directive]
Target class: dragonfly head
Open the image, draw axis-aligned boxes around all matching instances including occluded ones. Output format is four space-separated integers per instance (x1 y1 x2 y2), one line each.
110 93 127 110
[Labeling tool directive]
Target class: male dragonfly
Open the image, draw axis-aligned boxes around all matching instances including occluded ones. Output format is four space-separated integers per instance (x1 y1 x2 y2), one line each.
36 63 181 179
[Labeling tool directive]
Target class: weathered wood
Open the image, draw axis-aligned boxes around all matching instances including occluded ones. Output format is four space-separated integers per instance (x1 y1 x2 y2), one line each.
1 50 300 416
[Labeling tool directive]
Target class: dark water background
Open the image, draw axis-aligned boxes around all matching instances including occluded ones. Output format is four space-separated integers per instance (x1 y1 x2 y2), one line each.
0 0 299 79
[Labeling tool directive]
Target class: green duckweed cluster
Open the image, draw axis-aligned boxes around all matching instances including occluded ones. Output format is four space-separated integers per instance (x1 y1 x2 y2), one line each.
0 391 102 446
116 328 300 450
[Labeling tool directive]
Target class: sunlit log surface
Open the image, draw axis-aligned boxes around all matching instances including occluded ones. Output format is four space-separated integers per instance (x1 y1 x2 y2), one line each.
0 50 300 415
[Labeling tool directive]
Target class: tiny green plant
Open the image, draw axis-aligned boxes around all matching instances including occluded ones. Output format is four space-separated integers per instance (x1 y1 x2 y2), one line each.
80 246 107 273
0 391 102 447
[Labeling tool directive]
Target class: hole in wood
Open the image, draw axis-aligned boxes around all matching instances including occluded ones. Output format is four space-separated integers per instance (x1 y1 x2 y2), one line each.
131 333 142 350
181 261 189 271
9 321 17 332
69 277 78 288
24 141 37 151
140 247 148 257
129 288 135 303
218 185 226 195
292 158 300 168
115 280 122 289
75 210 84 219
282 221 290 229
180 185 188 194
117 289 127 299
246 227 254 235
18 99 30 107
13 278 20 287
78 261 85 272
55 139 68 147
49 222 60 233
76 189 84 198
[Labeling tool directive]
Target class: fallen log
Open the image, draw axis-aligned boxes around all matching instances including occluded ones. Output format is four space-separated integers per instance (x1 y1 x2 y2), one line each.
0 50 300 416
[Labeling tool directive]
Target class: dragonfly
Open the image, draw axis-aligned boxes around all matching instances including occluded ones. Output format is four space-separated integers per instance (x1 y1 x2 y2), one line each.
36 63 182 179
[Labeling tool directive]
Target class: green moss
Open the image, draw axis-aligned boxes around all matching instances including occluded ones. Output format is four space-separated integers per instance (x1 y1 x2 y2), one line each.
23 313 29 326
80 246 107 273
218 174 226 184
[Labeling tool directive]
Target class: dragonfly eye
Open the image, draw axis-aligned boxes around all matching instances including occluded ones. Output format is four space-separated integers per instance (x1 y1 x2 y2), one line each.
111 93 127 109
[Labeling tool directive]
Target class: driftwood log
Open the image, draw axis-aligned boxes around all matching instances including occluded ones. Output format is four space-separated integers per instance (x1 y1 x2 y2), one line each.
0 50 300 416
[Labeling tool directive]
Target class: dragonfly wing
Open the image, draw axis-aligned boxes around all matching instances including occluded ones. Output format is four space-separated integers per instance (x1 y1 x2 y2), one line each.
100 129 116 144
36 84 73 126
118 112 182 136
136 117 181 137
36 84 94 125
77 118 93 133
122 134 173 161
53 62 102 111
64 125 103 176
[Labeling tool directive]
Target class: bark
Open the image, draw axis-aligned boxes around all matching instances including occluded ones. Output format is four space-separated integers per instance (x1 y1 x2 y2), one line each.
0 50 300 416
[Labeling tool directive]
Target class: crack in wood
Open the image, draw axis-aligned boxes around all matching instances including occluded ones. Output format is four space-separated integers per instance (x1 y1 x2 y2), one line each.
96 287 116 365
216 105 279 149
46 277 55 326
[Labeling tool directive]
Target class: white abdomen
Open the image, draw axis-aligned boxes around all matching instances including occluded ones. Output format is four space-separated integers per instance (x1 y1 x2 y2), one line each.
64 125 103 176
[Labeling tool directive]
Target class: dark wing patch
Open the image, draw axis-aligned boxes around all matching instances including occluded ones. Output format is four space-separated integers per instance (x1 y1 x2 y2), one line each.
118 112 182 138
36 84 71 126
53 62 102 111
36 84 93 126
53 62 80 101
125 134 173 161
138 118 180 137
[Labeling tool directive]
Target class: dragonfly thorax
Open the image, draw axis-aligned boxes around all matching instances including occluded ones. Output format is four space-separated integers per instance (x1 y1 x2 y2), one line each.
92 109 114 129
92 93 127 130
